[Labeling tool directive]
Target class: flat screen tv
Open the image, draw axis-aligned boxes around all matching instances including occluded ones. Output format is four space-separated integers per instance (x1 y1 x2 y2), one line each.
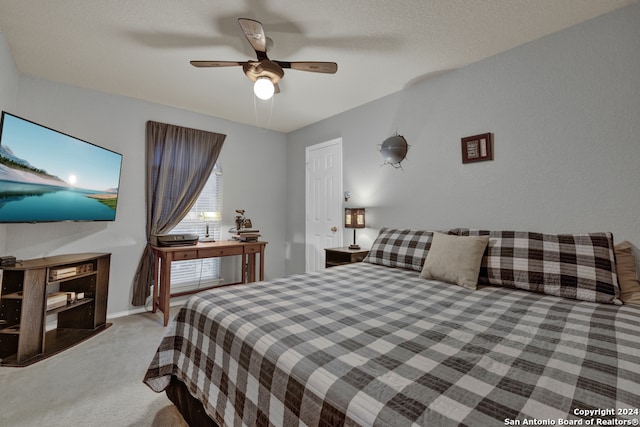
0 111 123 223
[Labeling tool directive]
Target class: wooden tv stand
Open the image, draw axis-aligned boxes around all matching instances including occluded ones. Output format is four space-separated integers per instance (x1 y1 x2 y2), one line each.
0 253 111 367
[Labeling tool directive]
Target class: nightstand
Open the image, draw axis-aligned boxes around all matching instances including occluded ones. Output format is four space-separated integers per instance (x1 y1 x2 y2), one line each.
324 247 369 268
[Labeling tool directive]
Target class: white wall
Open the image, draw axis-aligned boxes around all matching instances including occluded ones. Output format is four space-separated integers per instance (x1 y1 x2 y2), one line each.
0 32 18 121
0 62 288 317
285 2 640 274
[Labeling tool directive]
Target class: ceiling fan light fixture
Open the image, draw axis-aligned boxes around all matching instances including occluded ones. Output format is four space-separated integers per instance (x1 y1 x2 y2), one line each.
254 76 275 100
191 19 337 103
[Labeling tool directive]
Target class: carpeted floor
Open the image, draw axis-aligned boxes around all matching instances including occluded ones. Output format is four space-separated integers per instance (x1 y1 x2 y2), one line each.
0 307 181 427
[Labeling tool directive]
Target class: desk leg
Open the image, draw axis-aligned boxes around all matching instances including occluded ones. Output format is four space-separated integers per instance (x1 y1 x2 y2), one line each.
247 253 256 282
241 253 247 284
152 252 159 313
159 256 172 326
259 247 265 281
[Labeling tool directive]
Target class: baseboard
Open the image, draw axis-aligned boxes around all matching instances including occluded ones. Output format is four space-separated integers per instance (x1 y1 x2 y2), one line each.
107 305 150 319
107 295 193 320
106 280 225 320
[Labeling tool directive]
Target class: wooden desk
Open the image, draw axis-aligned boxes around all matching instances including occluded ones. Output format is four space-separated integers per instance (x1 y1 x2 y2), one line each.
151 240 267 326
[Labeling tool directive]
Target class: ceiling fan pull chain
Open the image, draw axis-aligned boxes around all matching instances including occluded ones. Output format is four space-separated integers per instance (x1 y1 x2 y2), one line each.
253 93 274 132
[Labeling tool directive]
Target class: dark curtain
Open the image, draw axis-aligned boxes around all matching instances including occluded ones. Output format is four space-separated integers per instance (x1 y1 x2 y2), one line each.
131 121 225 306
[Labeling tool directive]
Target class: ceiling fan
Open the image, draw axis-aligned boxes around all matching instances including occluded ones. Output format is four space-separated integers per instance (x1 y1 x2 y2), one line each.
190 18 338 100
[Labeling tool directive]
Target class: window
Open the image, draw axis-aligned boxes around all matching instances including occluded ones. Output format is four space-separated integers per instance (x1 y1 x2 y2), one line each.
169 163 222 290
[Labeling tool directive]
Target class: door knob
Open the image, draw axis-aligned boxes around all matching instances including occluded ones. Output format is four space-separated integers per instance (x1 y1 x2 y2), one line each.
330 226 337 232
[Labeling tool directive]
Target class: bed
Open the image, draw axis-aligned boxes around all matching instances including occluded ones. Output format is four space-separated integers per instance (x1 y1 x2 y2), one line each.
144 228 640 426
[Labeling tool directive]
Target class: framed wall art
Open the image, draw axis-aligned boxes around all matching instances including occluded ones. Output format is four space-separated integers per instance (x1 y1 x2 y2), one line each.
461 132 493 164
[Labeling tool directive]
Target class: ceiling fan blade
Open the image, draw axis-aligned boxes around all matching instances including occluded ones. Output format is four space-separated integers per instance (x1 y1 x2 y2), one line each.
238 18 267 58
274 83 281 94
276 61 337 74
190 60 244 68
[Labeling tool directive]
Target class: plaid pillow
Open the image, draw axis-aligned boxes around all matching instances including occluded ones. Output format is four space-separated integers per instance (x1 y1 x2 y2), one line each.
458 229 621 304
364 228 435 271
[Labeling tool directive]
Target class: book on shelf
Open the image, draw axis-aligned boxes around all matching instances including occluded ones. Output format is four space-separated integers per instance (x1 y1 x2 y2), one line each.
46 292 68 311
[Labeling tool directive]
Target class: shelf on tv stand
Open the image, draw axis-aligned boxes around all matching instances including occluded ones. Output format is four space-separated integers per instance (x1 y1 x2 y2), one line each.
46 297 94 316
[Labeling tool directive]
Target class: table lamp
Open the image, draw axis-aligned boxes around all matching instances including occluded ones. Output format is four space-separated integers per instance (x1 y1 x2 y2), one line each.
199 211 222 242
344 208 365 249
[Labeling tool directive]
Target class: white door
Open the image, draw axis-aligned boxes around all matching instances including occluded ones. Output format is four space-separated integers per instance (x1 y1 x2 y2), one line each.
305 139 343 272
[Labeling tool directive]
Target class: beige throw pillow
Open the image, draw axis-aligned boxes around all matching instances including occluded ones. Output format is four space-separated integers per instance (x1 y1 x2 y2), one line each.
420 232 489 290
615 241 640 306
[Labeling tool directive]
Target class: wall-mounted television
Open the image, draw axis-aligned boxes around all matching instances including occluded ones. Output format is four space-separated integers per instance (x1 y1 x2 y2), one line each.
0 111 123 223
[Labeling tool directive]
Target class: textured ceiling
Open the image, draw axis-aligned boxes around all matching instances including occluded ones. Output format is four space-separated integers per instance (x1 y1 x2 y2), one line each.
0 0 637 133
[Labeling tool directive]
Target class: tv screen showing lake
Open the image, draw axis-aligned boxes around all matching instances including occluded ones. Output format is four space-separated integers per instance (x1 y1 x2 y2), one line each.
0 112 122 222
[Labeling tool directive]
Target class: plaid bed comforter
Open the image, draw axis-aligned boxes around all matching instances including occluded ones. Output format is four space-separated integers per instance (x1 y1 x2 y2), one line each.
144 262 640 426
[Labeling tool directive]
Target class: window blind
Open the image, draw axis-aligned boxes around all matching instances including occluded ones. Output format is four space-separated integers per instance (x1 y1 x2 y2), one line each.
169 163 223 290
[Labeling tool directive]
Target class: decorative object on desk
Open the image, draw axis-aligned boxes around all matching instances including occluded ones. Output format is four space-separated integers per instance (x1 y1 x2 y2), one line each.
461 132 493 164
379 134 408 169
199 211 222 242
344 208 365 249
230 209 260 242
234 209 251 230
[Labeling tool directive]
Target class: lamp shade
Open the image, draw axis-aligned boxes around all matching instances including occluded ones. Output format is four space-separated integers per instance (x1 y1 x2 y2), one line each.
344 208 365 229
199 211 222 221
254 77 275 100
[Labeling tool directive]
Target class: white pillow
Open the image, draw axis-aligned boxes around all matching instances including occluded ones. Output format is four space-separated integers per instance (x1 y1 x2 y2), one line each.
420 232 489 290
